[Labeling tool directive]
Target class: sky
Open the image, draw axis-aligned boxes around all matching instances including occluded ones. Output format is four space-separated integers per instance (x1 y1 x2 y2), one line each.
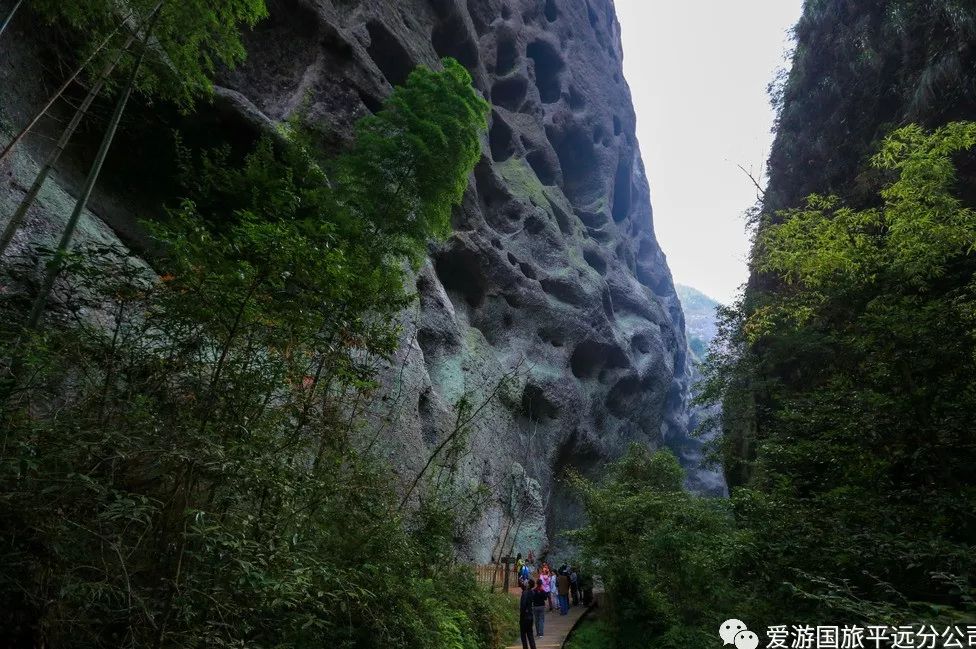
615 0 804 305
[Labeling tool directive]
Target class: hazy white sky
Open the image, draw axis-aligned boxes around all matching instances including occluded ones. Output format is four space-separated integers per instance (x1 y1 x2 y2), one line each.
615 0 803 304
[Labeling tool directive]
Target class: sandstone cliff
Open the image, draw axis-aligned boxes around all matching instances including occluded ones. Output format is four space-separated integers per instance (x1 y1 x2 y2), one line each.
0 0 699 559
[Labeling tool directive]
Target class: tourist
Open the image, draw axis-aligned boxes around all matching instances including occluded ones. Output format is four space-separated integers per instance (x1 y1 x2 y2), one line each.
556 569 570 615
570 566 580 606
532 577 548 638
519 578 538 649
519 561 531 587
539 564 554 611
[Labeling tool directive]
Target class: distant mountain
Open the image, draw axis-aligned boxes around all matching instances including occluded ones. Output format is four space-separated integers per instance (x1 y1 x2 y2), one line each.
676 285 721 361
672 284 726 496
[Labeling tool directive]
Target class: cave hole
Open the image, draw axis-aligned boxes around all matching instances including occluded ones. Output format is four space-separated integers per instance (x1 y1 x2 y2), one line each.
495 31 519 76
546 195 573 235
356 87 383 114
611 152 633 223
432 15 480 71
583 249 607 275
418 389 438 445
490 113 516 162
524 214 546 235
541 277 586 306
613 115 622 135
538 326 565 347
435 247 488 308
527 40 565 104
474 156 510 213
526 149 559 186
547 123 602 204
631 333 652 355
519 262 538 279
577 208 608 229
521 383 560 421
570 339 628 379
366 20 415 87
545 0 559 22
491 75 529 112
606 374 642 417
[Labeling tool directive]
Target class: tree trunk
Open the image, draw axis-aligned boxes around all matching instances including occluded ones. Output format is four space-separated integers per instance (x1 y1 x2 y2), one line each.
0 0 24 40
0 16 126 164
0 34 136 259
26 2 163 331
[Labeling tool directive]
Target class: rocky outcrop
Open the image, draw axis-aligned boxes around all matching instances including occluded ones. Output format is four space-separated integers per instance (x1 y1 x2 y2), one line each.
0 0 698 559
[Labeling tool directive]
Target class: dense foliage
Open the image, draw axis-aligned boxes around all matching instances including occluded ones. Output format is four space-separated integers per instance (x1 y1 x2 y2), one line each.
576 122 976 647
570 447 746 649
0 60 506 648
703 122 976 624
32 0 268 107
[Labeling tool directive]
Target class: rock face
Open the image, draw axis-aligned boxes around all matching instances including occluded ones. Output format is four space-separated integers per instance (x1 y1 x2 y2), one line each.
0 0 697 559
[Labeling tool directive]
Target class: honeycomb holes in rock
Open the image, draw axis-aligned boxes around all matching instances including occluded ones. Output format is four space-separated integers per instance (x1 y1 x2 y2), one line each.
547 124 602 205
435 247 487 308
491 75 529 112
526 40 564 104
569 339 629 380
525 148 560 186
495 30 519 76
489 113 516 162
366 20 414 86
611 153 634 223
606 374 642 417
545 0 559 22
583 248 607 275
540 277 586 306
431 14 479 72
521 383 560 421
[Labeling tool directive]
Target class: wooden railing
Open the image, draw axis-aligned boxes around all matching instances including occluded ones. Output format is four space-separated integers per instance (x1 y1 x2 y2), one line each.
473 563 509 591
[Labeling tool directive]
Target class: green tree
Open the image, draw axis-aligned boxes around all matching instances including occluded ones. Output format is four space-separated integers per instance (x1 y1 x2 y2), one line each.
705 122 976 623
570 446 746 649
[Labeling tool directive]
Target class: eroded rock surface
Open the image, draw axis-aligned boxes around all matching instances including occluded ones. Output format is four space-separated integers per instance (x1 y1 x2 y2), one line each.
0 0 700 559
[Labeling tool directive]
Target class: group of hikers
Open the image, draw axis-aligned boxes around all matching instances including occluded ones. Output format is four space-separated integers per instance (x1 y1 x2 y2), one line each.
513 552 592 649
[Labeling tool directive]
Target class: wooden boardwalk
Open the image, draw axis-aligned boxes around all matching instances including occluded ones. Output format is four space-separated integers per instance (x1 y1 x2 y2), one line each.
505 600 593 649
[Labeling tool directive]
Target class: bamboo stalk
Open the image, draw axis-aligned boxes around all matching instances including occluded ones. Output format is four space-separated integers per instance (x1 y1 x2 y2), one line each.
0 33 137 259
0 0 25 40
0 17 127 165
26 2 163 331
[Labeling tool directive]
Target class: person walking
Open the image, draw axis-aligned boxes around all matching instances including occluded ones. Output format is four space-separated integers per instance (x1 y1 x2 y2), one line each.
519 561 531 588
556 569 570 615
519 578 538 649
531 578 548 638
539 564 554 611
569 566 580 606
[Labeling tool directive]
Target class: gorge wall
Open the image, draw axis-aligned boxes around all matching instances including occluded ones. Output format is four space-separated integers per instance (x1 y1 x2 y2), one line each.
0 0 702 559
